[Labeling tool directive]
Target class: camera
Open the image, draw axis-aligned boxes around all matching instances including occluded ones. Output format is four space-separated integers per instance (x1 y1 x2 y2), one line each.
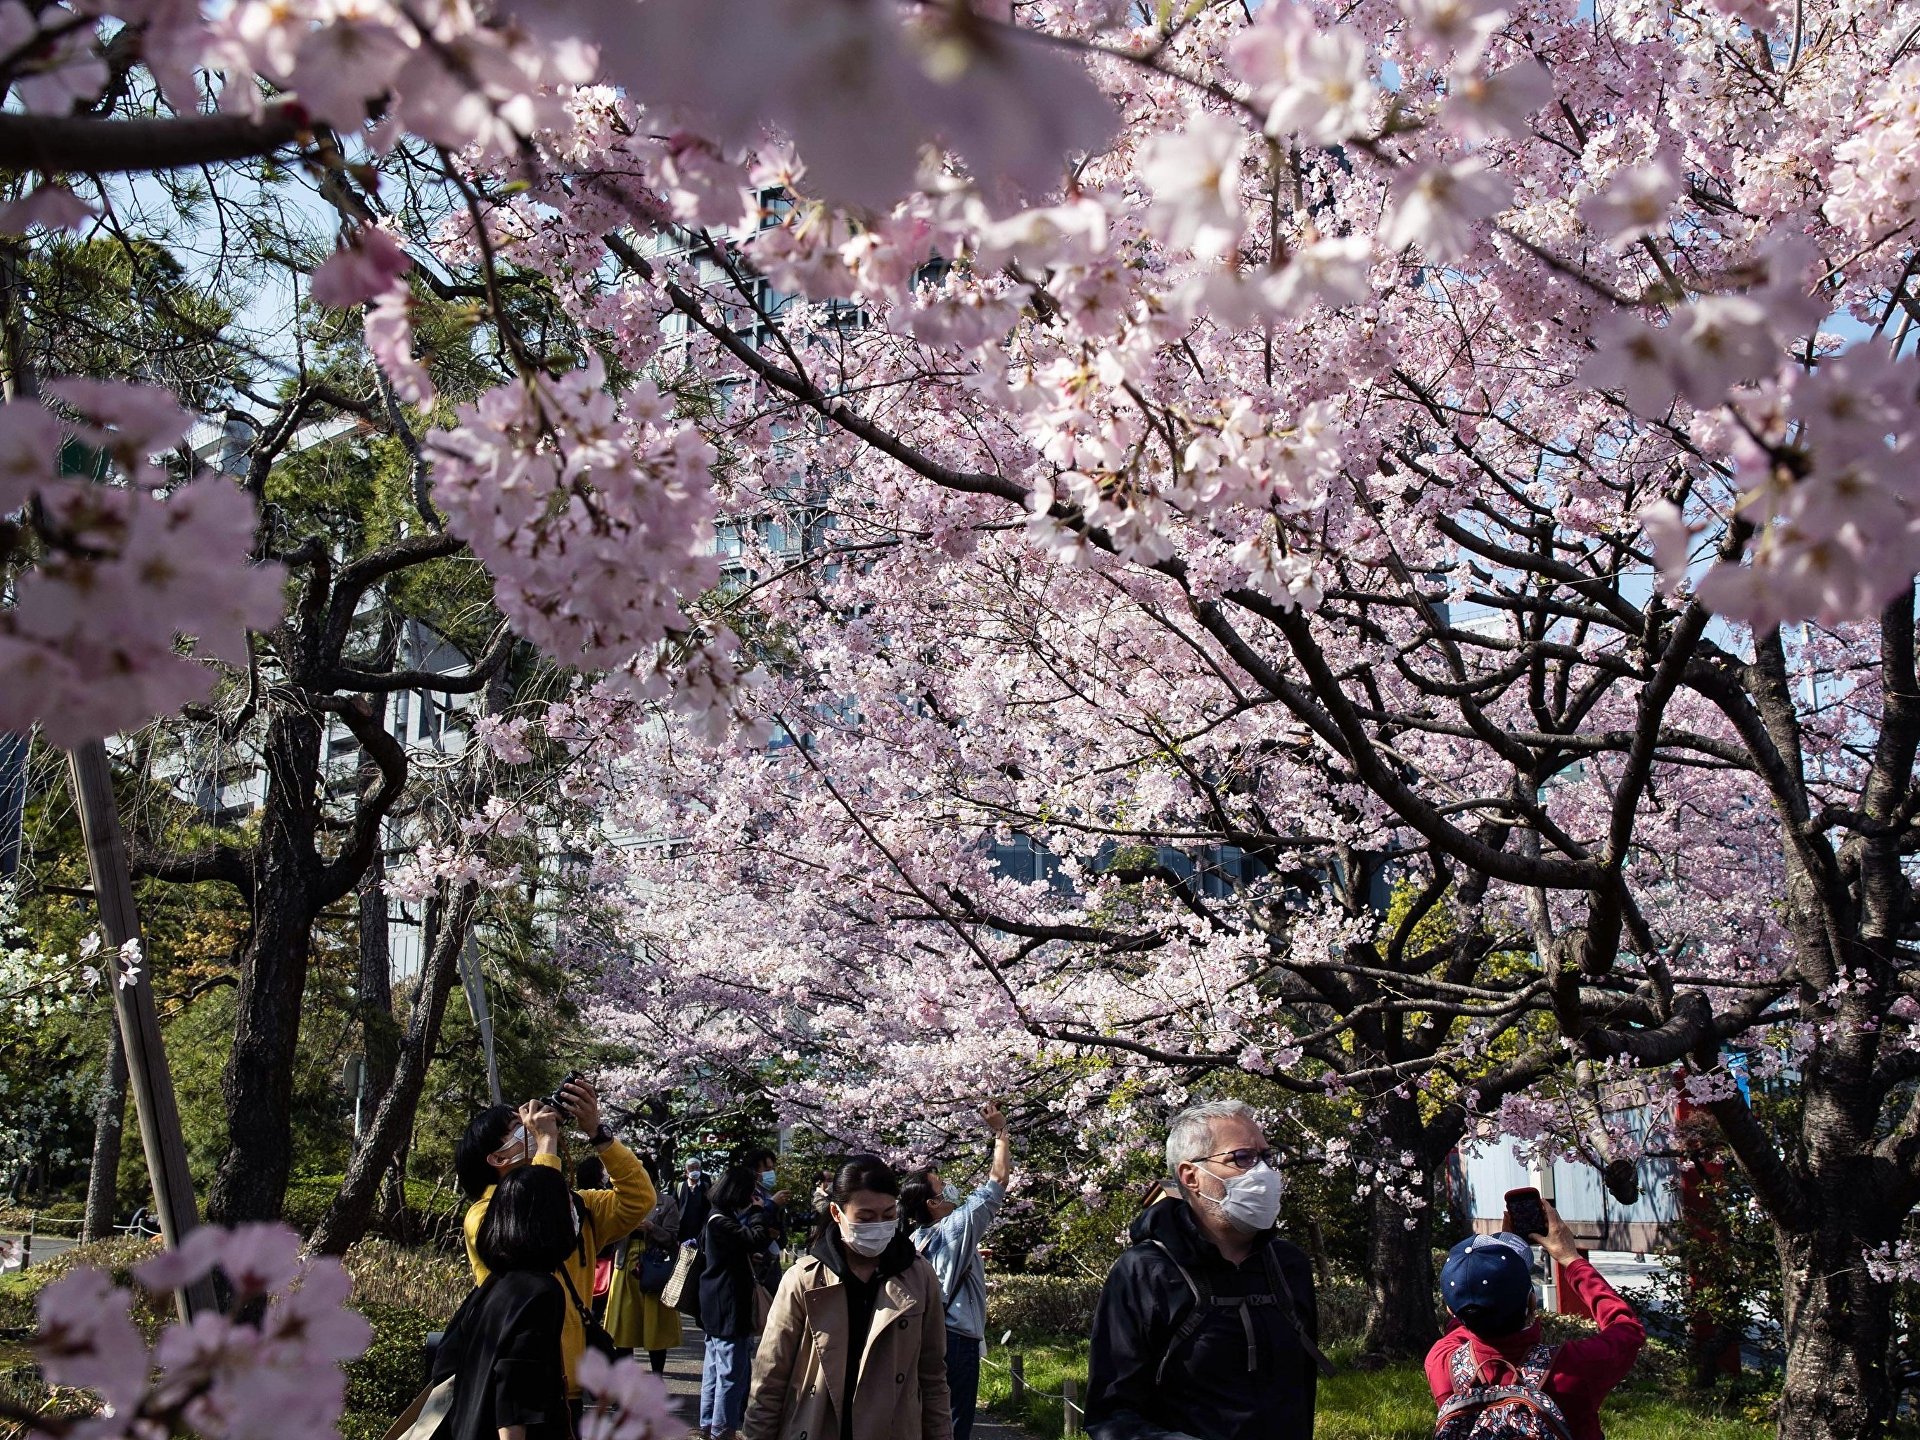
547 1070 585 1117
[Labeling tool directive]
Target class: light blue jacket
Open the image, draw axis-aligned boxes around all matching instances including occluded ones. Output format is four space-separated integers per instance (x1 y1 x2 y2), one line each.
909 1177 1005 1341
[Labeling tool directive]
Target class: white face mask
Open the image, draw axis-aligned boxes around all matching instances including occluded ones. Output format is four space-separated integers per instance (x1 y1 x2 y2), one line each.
837 1214 898 1257
1196 1161 1284 1234
495 1124 530 1168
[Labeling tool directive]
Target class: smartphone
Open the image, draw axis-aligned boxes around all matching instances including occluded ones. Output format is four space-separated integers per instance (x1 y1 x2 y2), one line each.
1504 1186 1548 1241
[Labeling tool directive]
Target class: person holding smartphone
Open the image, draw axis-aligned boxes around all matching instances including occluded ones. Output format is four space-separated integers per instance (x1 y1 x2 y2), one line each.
1427 1196 1645 1440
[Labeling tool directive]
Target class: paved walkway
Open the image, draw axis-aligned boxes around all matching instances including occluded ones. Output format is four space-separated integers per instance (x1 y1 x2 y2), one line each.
653 1326 1038 1438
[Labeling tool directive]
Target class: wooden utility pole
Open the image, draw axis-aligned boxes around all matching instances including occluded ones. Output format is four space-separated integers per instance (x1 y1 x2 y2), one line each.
68 740 217 1318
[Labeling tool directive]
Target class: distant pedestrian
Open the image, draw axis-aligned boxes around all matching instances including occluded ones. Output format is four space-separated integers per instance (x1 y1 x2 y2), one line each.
456 1079 656 1398
1427 1199 1645 1440
607 1156 685 1375
743 1153 953 1440
1084 1099 1328 1440
699 1164 774 1440
431 1165 575 1440
743 1144 792 1250
902 1100 1013 1440
677 1156 712 1245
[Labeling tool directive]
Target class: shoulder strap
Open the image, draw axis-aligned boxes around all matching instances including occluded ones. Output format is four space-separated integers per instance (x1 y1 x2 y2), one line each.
1519 1341 1559 1386
1259 1245 1337 1378
557 1264 594 1327
1447 1339 1477 1394
1145 1239 1213 1388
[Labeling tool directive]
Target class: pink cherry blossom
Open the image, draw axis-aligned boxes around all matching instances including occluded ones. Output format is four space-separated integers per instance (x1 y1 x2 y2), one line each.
1379 158 1512 263
310 225 413 309
1139 111 1249 260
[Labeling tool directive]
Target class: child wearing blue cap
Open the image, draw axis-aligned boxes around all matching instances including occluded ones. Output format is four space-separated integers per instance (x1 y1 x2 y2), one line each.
1426 1198 1644 1439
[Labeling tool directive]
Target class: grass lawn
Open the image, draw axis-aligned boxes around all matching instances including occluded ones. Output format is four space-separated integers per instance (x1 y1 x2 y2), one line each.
979 1338 1776 1439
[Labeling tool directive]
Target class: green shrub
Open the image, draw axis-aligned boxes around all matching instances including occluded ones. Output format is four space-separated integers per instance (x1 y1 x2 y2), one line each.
0 1236 166 1338
341 1300 436 1440
984 1273 1103 1343
342 1240 470 1319
1317 1276 1368 1344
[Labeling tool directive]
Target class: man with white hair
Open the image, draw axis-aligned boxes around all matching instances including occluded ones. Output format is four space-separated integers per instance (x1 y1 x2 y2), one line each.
1084 1099 1331 1440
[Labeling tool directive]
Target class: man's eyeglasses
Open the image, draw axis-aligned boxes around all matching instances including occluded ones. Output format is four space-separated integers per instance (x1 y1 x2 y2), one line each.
1193 1146 1279 1171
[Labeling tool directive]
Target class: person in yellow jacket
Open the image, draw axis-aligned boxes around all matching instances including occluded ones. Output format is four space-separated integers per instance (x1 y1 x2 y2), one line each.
455 1078 656 1395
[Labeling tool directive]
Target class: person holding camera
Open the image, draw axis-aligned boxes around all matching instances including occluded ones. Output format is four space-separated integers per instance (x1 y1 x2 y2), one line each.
455 1076 656 1398
1427 1197 1644 1440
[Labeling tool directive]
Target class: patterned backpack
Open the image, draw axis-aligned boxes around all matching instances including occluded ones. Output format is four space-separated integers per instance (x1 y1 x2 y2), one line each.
1434 1340 1574 1440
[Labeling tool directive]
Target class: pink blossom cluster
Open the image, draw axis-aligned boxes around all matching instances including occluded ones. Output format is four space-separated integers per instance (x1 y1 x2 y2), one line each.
31 1223 368 1440
0 385 284 746
428 359 725 699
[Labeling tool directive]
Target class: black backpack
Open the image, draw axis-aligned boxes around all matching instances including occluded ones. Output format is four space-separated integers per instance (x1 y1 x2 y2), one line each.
1146 1238 1337 1383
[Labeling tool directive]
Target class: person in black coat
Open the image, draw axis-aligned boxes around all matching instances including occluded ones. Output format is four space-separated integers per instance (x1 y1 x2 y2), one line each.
698 1164 773 1437
1085 1100 1324 1440
432 1165 576 1440
676 1157 712 1246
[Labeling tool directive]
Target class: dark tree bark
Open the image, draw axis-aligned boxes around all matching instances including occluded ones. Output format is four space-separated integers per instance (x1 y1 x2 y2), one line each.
1361 1159 1440 1357
357 844 400 1104
310 879 480 1255
79 1010 127 1243
205 705 324 1226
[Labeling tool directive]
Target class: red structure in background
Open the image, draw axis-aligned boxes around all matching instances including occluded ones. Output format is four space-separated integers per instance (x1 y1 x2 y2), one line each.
1675 1086 1742 1376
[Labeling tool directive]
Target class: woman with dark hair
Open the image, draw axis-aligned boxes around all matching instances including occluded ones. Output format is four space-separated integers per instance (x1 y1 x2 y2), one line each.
697 1164 773 1440
742 1154 953 1440
431 1165 575 1440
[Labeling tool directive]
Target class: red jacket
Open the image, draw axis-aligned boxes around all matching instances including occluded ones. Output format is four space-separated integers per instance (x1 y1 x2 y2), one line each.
1425 1255 1646 1440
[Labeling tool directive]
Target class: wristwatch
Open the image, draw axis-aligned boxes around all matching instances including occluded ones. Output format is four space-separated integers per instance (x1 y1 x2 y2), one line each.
590 1123 616 1148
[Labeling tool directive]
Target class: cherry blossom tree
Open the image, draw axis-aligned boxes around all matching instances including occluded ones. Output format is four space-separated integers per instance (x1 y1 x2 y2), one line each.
2 0 1919 1435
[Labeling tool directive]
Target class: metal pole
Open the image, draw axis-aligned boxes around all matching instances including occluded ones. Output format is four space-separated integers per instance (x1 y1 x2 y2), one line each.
67 739 217 1318
458 931 501 1105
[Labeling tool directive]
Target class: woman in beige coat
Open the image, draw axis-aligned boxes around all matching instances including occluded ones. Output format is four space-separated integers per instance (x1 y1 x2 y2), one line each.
743 1154 954 1440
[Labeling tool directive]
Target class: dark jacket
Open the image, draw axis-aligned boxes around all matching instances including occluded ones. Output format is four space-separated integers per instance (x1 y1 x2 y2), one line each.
1085 1198 1319 1440
431 1270 571 1440
700 1207 773 1340
677 1179 712 1245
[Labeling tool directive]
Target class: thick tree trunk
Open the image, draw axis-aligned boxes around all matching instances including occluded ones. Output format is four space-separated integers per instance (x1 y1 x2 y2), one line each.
1775 1221 1896 1439
1360 1176 1440 1356
310 880 479 1255
206 708 323 1226
80 1011 127 1243
1359 1096 1442 1357
357 848 400 1102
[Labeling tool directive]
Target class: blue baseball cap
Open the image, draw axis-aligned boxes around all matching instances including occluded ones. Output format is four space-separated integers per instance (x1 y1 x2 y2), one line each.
1440 1233 1535 1337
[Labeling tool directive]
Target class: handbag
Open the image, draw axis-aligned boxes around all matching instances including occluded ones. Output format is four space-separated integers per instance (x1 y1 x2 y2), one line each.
660 1241 701 1310
379 1375 455 1440
638 1245 676 1295
751 1281 775 1336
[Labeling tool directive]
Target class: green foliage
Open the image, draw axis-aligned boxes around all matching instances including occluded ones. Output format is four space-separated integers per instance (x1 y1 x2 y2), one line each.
340 1300 435 1440
985 1274 1106 1343
342 1240 470 1316
1640 1108 1784 1384
0 1236 167 1338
